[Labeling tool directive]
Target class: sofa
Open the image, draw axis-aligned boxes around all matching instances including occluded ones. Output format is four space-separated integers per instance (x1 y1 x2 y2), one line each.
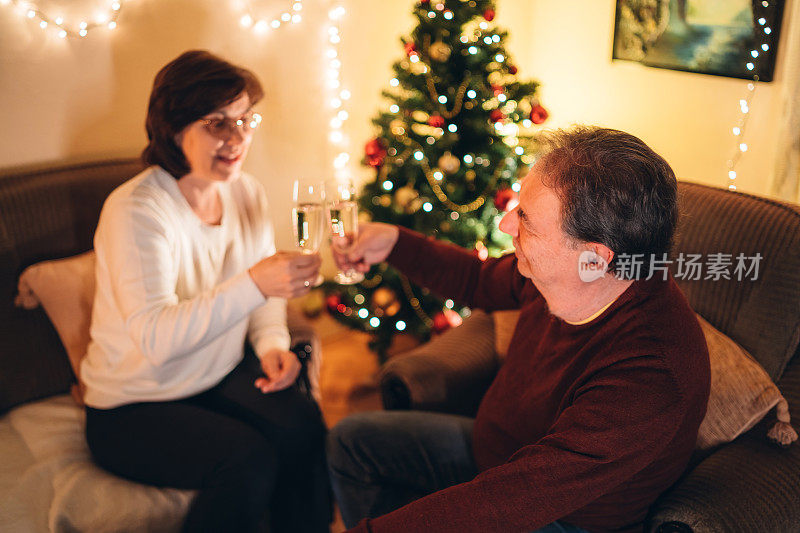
0 158 321 532
378 181 800 532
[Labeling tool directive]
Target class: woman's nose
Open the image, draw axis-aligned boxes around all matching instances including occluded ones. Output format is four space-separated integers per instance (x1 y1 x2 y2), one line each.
225 125 246 144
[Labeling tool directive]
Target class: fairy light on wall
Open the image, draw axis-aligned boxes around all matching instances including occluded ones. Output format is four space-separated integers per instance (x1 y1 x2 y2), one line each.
2 0 123 38
327 4 351 178
2 0 351 179
727 1 776 192
237 0 303 35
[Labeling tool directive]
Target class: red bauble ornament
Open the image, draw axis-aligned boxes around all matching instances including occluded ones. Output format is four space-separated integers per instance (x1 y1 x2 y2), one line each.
483 8 495 21
432 312 450 333
433 308 463 333
489 109 504 123
365 138 387 168
420 0 430 4
530 104 549 124
325 293 342 312
491 84 504 96
508 65 518 75
494 187 519 212
404 42 417 57
428 114 445 128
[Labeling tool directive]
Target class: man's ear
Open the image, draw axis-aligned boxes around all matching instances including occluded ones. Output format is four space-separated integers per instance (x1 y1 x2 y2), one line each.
588 243 615 266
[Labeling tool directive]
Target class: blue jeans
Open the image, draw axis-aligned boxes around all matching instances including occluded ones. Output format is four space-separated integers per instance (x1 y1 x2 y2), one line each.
327 410 588 533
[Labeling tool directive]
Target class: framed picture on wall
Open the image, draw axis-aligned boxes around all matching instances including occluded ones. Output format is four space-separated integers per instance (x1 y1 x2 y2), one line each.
612 0 785 81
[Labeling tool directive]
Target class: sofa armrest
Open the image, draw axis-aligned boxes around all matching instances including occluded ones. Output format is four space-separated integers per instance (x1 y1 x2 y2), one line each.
647 353 800 532
287 305 321 402
379 310 499 417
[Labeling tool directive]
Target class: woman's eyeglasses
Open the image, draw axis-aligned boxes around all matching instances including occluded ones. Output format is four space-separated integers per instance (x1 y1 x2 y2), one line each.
199 112 262 139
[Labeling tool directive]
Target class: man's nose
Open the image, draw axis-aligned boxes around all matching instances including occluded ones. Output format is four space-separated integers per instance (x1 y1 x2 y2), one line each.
498 207 519 237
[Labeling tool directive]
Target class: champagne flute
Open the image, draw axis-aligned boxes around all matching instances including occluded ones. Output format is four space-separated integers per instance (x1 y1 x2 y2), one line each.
292 179 325 287
327 179 364 285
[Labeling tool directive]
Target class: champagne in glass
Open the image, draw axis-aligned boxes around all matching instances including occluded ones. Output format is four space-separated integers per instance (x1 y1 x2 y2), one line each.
293 203 325 252
328 180 364 285
292 179 325 286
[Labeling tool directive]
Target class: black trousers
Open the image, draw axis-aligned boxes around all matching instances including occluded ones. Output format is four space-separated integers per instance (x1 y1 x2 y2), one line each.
85 349 331 533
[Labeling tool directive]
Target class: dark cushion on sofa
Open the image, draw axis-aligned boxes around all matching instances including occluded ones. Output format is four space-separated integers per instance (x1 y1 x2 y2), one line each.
0 159 144 413
672 182 800 381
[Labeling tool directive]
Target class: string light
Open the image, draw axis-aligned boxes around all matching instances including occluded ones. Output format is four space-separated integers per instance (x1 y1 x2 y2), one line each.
726 4 774 191
326 4 351 179
238 0 303 34
3 0 124 38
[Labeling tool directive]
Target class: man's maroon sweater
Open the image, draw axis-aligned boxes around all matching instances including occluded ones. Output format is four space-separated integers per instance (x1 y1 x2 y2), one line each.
350 228 710 533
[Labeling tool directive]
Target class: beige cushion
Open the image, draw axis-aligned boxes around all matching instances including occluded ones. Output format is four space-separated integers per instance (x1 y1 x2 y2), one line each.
491 310 795 448
694 314 793 448
492 309 520 361
15 251 96 404
5 394 192 532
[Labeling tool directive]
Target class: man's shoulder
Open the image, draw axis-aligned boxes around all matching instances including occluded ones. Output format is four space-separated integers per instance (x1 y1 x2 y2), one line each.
603 277 710 397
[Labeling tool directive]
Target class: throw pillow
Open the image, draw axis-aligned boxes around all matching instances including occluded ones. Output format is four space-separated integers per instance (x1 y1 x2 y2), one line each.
695 314 796 448
491 309 796 448
492 309 520 361
14 251 96 405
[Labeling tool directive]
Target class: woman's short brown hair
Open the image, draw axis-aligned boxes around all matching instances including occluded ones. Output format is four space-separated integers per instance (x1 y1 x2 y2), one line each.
141 50 264 179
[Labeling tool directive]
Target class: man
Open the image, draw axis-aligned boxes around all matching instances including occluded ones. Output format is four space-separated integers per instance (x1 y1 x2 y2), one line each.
327 126 711 533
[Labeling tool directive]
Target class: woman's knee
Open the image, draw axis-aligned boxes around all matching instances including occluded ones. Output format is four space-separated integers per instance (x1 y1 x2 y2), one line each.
272 394 327 453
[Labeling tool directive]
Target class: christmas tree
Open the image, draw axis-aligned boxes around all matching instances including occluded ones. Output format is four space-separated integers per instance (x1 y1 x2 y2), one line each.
326 0 547 356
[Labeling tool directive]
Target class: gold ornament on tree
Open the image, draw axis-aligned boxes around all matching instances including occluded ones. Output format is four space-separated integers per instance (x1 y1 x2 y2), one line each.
428 41 452 62
394 186 420 212
372 287 401 317
438 152 461 174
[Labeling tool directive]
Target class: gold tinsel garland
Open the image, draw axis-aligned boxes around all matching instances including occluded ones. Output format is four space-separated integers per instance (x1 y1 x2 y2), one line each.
399 274 434 327
422 34 470 119
379 133 506 213
359 263 387 289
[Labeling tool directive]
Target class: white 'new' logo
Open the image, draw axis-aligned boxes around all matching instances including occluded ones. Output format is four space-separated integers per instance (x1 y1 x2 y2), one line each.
578 251 608 282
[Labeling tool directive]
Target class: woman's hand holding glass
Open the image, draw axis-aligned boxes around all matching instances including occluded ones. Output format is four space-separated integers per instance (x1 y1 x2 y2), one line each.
248 251 321 299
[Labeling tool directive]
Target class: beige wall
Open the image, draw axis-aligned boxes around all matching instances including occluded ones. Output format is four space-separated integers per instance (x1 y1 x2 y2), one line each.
1 0 797 250
509 0 798 200
0 0 416 251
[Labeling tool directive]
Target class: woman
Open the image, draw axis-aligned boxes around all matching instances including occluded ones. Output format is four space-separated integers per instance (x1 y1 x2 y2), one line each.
81 50 330 532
